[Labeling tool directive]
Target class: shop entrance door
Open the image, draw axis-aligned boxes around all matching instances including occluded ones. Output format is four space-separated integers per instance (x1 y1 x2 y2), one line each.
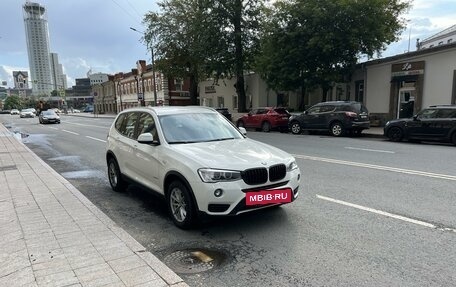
397 87 416 118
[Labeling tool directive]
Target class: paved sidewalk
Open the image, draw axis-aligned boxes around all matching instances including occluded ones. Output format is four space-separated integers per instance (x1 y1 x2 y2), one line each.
0 124 188 287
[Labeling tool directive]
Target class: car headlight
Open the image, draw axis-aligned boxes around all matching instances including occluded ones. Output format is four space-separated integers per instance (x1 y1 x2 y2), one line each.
43 117 48 119
287 160 298 172
385 121 390 126
198 168 242 183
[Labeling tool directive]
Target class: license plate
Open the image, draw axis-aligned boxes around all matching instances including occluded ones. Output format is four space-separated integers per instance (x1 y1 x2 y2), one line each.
246 188 292 206
361 115 367 119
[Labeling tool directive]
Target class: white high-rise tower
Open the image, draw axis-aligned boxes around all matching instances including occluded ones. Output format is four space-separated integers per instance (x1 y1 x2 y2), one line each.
23 1 53 96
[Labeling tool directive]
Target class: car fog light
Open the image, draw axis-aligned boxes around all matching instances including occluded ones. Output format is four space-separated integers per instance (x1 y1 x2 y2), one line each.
214 189 223 197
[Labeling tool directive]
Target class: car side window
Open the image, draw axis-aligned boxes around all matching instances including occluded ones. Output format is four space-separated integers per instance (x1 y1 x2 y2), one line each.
436 109 456 118
120 112 139 139
307 106 321 114
136 113 158 141
115 113 126 133
257 109 267 115
319 105 335 113
417 109 438 119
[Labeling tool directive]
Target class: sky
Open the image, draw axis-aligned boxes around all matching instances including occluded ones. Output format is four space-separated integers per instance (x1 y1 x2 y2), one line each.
1 0 456 89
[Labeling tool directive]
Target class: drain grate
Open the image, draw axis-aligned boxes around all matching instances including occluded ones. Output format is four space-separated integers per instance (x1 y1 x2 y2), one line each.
163 249 226 274
0 165 17 172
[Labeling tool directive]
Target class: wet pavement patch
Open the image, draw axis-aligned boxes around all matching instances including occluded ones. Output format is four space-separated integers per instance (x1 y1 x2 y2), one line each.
61 170 105 179
163 248 227 274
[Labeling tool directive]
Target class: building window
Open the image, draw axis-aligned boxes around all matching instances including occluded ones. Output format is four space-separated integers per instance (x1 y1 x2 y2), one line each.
438 41 444 45
355 80 364 103
217 97 224 108
233 95 238 110
448 39 453 44
175 78 183 91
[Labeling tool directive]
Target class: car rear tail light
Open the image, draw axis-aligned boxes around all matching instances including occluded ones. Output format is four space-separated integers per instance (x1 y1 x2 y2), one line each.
345 112 357 118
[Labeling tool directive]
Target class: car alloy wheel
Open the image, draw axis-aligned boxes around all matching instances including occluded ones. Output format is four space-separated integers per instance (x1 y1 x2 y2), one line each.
330 122 344 137
387 127 404 142
290 121 301 134
262 121 271 132
107 158 126 192
167 181 196 229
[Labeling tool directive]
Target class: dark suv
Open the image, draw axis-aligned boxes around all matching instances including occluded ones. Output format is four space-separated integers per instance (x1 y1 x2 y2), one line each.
384 105 456 145
289 101 369 136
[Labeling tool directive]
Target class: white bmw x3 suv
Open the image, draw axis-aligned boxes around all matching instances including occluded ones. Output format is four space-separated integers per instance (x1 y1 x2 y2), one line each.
106 106 300 229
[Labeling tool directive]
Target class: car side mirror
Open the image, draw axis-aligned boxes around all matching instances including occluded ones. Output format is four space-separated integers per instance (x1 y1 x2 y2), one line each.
248 112 252 116
304 111 308 115
137 132 157 144
238 127 247 136
413 115 419 121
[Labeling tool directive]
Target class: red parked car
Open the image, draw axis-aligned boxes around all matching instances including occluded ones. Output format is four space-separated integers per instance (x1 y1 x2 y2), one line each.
236 107 291 132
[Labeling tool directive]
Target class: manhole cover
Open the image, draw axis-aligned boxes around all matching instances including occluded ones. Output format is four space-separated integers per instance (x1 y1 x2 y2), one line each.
163 249 226 274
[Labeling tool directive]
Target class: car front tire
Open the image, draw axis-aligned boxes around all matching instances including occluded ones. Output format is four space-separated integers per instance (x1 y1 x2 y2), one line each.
107 158 126 192
167 180 197 229
387 127 404 142
330 122 344 137
261 121 271 132
290 121 302 134
451 131 456 145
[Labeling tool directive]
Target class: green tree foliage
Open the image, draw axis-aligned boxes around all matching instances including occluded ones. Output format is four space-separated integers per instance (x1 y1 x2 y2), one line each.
255 0 411 107
207 0 266 112
143 0 217 105
4 95 22 110
143 0 265 112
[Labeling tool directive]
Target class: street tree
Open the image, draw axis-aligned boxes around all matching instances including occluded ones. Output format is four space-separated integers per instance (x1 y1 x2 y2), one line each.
255 0 411 107
143 0 217 105
4 95 22 110
208 0 266 112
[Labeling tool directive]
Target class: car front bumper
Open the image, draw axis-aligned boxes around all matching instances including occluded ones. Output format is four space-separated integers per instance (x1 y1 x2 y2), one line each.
189 168 301 216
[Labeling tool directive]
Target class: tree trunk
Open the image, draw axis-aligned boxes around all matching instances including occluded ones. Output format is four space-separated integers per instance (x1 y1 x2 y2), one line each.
299 85 307 111
189 73 199 105
322 85 329 102
234 0 247 112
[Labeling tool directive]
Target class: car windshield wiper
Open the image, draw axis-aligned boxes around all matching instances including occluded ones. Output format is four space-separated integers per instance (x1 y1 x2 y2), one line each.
167 141 199 144
205 137 235 142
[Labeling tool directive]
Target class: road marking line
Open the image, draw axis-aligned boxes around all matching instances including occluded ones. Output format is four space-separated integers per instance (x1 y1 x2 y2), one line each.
48 127 59 130
345 147 395 154
293 154 456 181
85 136 106 143
64 122 109 129
62 129 79 135
316 195 456 233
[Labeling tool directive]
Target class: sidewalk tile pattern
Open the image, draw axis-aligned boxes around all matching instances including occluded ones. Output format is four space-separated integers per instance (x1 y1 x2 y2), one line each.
0 125 188 287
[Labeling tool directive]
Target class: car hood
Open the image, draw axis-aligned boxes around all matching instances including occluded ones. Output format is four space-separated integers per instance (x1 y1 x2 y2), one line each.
170 138 293 170
386 118 413 125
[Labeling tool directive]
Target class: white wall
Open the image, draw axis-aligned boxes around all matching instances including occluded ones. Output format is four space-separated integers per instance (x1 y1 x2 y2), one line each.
365 64 392 113
420 49 456 108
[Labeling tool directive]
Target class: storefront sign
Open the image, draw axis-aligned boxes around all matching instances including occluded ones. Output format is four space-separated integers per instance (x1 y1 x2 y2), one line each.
391 61 425 77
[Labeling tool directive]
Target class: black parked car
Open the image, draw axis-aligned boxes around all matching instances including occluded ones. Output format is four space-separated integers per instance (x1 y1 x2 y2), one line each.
215 107 232 122
289 101 370 136
384 105 456 145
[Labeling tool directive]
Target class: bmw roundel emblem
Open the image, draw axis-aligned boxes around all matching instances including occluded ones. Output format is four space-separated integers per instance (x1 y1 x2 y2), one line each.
261 161 267 165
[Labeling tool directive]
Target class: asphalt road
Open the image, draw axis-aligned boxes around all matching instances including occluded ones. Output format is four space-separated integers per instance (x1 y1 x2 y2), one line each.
2 113 456 287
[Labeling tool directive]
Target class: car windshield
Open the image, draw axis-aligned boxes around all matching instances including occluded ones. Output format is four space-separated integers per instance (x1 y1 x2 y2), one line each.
42 110 56 116
159 113 243 144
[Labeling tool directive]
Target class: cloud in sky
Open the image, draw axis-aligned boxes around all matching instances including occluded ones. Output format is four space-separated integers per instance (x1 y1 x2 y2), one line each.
1 0 455 88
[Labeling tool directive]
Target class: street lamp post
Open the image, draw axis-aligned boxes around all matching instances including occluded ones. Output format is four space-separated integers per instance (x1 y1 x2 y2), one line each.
130 27 158 106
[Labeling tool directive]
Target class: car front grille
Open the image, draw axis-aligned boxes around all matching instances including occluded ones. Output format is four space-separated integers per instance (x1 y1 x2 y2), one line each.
269 164 286 182
241 164 287 185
